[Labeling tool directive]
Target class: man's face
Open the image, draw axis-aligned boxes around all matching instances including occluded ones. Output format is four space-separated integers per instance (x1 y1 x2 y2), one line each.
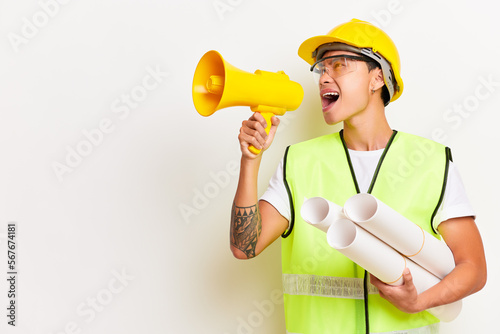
317 50 378 125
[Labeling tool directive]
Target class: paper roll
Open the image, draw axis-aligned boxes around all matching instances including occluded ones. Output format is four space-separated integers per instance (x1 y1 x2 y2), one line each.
325 218 462 322
343 193 455 279
326 218 407 285
301 197 345 233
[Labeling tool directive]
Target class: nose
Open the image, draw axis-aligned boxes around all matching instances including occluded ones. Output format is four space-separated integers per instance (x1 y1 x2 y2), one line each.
319 69 333 85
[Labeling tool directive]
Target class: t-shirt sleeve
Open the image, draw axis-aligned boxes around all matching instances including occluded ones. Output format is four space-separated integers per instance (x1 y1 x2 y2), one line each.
433 161 476 232
260 158 291 222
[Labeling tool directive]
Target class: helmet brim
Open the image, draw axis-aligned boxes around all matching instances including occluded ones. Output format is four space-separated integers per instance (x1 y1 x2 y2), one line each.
299 35 357 65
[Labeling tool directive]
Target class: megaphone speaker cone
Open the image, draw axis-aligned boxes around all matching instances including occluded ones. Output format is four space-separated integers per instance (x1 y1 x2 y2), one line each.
192 50 226 116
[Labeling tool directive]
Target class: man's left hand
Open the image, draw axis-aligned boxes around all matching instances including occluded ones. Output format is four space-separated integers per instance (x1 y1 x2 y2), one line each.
370 268 422 314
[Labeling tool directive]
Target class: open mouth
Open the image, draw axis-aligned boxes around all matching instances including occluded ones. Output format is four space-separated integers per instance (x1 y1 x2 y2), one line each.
321 91 339 110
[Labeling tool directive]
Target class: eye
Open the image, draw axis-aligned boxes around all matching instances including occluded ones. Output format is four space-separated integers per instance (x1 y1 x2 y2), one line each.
332 59 346 70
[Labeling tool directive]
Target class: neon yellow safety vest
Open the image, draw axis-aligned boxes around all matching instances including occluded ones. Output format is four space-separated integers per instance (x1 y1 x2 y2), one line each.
281 130 452 334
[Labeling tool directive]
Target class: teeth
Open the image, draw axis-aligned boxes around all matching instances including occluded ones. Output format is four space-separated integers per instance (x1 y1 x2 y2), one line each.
323 92 339 101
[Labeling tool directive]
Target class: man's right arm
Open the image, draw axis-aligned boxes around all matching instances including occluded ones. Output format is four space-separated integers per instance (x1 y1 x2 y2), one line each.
230 113 289 259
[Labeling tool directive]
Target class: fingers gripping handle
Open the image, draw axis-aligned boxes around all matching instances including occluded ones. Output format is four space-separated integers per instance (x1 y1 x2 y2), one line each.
248 112 274 155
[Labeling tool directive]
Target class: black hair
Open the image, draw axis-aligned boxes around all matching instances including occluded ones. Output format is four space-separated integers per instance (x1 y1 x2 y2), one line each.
366 61 391 106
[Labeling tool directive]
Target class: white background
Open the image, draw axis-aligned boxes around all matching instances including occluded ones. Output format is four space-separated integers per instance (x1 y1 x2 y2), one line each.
0 0 499 333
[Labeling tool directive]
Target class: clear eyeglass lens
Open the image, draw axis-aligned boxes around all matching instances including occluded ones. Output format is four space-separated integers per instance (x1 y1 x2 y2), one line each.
312 57 357 84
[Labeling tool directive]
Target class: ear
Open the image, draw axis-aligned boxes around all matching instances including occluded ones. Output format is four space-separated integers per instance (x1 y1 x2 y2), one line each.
370 68 385 92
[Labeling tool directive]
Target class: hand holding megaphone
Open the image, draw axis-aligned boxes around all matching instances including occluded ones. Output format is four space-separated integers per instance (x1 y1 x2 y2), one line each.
239 110 280 157
192 50 304 154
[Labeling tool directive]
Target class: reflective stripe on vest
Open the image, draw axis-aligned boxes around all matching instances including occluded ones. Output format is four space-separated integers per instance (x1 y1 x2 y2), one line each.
283 273 379 299
287 322 440 334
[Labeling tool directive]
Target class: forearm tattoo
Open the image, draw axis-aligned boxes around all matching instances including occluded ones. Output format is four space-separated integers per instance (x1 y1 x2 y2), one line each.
231 202 262 258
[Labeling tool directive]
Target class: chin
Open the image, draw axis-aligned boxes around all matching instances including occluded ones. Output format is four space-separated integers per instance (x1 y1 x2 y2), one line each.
323 114 342 126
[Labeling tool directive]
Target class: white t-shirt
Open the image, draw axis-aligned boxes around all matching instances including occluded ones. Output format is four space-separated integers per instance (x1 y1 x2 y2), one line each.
261 148 475 232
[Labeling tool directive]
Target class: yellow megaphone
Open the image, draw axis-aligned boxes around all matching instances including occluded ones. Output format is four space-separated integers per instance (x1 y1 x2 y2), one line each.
192 50 304 154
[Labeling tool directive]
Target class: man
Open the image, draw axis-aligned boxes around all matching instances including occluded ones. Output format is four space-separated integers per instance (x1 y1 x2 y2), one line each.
230 19 486 333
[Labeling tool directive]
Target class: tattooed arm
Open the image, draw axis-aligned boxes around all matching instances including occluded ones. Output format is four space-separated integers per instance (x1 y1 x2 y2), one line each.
230 166 288 260
230 113 288 259
230 203 262 258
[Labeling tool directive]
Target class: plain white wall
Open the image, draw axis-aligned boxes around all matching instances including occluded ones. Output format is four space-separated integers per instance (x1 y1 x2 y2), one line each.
0 0 498 333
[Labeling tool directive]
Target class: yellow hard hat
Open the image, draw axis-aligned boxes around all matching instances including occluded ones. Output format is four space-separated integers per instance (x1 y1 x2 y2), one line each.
298 18 404 103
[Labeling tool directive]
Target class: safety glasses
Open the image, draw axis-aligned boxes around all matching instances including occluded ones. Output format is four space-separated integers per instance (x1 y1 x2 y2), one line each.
310 54 371 84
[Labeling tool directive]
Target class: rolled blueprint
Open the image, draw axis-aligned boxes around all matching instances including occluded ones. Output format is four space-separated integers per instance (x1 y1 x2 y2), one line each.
326 218 462 322
343 193 455 280
301 197 345 233
327 218 411 285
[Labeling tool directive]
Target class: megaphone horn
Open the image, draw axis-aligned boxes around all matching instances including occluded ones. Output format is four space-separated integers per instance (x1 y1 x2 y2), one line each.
192 50 304 154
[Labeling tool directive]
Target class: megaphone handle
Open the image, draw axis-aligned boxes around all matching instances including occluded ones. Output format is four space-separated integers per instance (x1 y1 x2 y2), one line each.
248 112 274 155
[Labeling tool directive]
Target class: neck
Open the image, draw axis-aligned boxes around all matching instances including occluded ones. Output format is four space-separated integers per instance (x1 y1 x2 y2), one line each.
342 104 393 151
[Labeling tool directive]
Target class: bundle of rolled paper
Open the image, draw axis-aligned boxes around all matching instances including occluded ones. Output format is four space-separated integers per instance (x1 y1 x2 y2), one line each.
301 193 461 322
